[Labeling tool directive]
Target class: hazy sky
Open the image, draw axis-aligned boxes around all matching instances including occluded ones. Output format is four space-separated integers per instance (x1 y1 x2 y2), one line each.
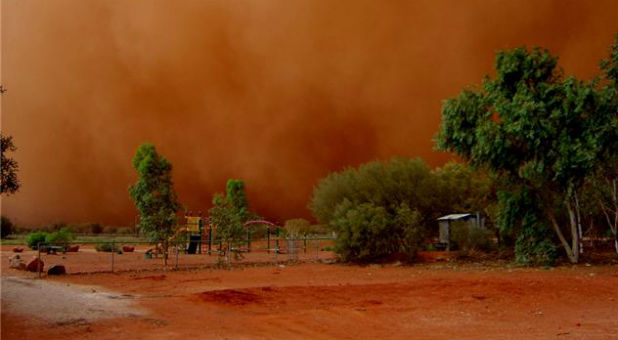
1 0 616 227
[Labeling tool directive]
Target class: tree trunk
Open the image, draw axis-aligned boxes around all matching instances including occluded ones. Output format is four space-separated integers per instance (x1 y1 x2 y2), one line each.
573 189 583 255
163 239 169 267
597 178 618 257
548 209 578 264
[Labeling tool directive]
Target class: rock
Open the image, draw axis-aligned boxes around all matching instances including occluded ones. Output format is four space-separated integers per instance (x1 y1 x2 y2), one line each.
122 246 135 252
12 247 24 253
66 245 80 252
9 255 25 270
26 258 44 272
47 264 66 275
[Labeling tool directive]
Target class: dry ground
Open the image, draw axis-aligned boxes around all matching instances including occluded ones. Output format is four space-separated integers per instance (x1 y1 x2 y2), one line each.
1 257 616 339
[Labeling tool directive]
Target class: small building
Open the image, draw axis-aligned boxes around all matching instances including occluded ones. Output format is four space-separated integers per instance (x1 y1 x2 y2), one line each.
437 213 484 251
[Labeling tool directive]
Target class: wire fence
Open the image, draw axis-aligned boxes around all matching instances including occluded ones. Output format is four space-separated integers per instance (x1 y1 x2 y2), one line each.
4 236 336 277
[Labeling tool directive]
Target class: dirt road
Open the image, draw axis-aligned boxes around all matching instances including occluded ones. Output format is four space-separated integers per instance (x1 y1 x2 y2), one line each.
2 263 616 339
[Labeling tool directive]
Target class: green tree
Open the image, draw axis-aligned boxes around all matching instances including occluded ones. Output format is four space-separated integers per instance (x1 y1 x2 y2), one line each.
208 192 245 265
1 133 20 195
225 179 250 222
436 46 616 263
129 144 179 265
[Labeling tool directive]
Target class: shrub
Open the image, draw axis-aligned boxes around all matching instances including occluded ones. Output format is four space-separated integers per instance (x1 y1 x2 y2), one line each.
1 216 14 238
95 242 118 252
45 227 75 246
331 200 423 262
27 232 48 249
311 158 438 227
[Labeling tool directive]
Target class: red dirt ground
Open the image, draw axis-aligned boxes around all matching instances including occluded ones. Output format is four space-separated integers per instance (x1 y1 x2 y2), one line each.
2 259 616 339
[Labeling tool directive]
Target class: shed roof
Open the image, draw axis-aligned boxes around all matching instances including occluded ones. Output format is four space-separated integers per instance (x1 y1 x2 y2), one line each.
437 213 472 221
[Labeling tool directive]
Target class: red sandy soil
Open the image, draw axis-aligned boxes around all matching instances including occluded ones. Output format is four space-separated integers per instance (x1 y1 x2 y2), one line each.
2 260 616 339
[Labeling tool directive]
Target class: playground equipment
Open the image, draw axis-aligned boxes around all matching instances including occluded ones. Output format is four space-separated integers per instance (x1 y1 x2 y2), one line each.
179 212 287 256
180 212 204 254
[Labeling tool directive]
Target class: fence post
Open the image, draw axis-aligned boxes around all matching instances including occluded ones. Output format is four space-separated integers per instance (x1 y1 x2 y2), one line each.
247 228 251 253
208 225 212 255
37 243 42 279
175 246 179 270
111 240 115 273
275 228 280 254
198 218 203 254
267 226 270 254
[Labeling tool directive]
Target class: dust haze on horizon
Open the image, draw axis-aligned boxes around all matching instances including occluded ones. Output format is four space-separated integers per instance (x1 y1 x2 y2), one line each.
1 0 616 227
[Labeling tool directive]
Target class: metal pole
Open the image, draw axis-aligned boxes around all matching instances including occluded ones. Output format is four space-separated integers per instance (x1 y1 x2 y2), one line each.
111 241 115 272
267 226 270 254
175 246 179 269
315 239 318 260
198 218 203 254
37 243 42 279
247 228 251 253
208 225 212 255
275 228 280 254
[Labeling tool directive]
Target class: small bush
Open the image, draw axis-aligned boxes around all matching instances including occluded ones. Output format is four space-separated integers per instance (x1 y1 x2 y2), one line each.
331 200 423 262
95 242 118 252
1 216 14 238
27 232 48 249
45 227 75 246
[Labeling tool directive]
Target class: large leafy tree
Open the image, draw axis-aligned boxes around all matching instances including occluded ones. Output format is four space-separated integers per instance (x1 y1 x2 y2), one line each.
129 144 179 265
436 46 617 263
1 133 20 195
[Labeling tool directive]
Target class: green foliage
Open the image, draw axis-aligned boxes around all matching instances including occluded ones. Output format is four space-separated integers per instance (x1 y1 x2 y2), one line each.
209 193 245 252
26 232 48 249
45 227 75 246
225 179 250 222
208 178 258 260
311 157 495 261
513 210 558 265
1 216 14 238
129 144 179 264
331 200 422 262
436 45 617 263
432 162 497 227
1 132 20 195
311 158 436 226
95 242 118 252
